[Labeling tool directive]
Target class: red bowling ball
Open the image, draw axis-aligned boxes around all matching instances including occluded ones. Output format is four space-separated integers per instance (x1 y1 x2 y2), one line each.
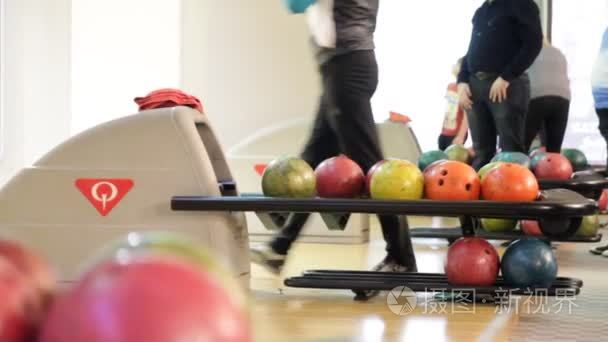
39 257 251 342
445 237 499 286
521 220 543 236
599 189 608 213
534 153 573 180
315 155 365 198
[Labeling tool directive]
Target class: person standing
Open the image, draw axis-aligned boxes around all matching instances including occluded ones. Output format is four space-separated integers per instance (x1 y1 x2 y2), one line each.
251 0 417 296
524 38 571 153
458 0 543 170
592 27 608 170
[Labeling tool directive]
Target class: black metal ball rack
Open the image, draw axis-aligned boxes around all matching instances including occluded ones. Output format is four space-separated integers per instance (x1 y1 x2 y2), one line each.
410 170 608 243
172 186 597 301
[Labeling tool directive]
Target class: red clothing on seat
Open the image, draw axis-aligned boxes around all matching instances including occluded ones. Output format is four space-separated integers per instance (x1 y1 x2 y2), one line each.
134 89 204 113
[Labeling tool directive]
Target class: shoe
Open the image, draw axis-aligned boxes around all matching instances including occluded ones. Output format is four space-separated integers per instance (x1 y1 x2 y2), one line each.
590 244 608 255
602 249 608 257
250 244 286 275
355 257 414 301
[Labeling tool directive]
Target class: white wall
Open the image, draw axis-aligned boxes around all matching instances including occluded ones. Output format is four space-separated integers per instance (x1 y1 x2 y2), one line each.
181 0 320 150
71 0 181 136
0 0 71 184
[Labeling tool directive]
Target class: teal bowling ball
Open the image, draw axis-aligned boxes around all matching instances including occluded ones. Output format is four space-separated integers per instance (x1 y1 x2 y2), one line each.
561 148 589 172
417 150 448 171
501 238 558 288
491 152 531 169
530 151 548 170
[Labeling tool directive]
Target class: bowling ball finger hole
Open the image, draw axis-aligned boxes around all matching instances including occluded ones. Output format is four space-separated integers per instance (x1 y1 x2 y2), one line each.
465 183 472 191
484 249 491 255
441 170 448 176
438 179 445 186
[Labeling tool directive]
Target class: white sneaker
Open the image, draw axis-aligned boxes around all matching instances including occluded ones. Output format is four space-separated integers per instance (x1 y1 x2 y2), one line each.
250 244 286 275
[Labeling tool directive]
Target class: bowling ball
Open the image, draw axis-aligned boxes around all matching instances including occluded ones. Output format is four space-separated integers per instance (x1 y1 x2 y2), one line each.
445 144 470 163
482 163 539 202
261 156 316 198
40 256 251 342
529 151 548 171
480 218 517 233
491 151 531 168
520 220 543 236
315 155 365 198
0 257 39 342
417 150 448 172
0 240 56 323
529 146 546 157
423 159 448 174
534 153 573 180
562 148 589 172
575 215 599 238
370 159 424 200
365 160 387 195
445 237 499 286
87 231 247 309
501 238 558 288
599 189 608 213
477 162 503 180
424 161 480 200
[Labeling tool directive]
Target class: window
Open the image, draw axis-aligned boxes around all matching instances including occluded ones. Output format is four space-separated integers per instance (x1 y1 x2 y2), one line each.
0 0 5 159
552 0 608 164
372 1 484 151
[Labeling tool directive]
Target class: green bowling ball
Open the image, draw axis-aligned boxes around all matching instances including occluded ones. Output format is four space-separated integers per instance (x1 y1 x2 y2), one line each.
418 150 448 171
561 148 589 172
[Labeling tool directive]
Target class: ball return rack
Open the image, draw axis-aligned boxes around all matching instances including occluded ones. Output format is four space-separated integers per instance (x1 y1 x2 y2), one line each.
411 171 608 242
172 188 596 300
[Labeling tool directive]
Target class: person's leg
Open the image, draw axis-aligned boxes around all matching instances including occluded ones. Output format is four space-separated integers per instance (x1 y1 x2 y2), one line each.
597 108 608 170
591 108 608 255
468 76 497 170
438 134 453 150
543 96 570 153
328 50 416 271
539 121 548 147
490 74 529 154
252 68 340 273
523 97 545 152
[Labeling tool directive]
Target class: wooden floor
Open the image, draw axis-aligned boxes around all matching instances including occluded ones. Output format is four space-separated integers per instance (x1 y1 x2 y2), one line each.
248 217 607 342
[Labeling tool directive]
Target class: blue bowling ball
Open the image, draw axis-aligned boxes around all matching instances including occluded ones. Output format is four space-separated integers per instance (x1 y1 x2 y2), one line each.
284 0 316 13
501 238 558 288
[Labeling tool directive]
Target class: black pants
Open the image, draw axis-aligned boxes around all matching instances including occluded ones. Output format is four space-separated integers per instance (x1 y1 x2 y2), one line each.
597 108 608 169
467 74 530 170
524 96 570 153
269 50 417 269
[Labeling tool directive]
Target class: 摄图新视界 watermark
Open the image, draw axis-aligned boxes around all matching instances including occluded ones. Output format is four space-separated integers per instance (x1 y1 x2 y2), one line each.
386 286 579 316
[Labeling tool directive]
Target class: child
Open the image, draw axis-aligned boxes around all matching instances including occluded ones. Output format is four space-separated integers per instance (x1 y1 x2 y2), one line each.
438 58 469 150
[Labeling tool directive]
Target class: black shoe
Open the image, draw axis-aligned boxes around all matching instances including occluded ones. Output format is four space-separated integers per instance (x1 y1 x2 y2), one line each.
355 257 415 301
250 244 286 275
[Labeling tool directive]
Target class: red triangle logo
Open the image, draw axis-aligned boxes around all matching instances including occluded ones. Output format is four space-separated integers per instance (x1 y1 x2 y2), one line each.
75 179 134 216
254 164 267 176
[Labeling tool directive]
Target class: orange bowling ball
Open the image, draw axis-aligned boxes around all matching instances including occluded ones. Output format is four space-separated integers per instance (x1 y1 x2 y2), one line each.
481 163 539 202
424 160 480 200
